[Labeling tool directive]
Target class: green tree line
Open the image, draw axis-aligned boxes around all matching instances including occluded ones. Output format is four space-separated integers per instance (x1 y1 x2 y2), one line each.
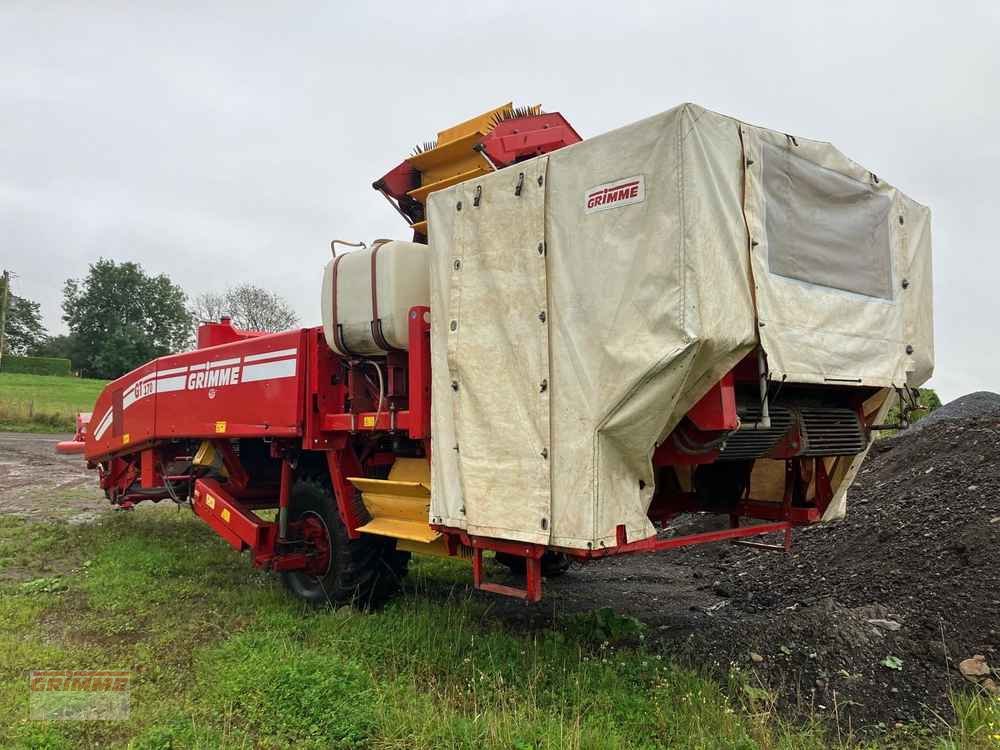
4 259 297 380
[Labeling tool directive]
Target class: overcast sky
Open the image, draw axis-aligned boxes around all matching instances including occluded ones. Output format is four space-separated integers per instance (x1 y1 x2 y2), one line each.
2 2 997 401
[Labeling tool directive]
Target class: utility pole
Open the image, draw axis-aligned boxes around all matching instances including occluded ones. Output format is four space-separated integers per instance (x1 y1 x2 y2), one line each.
0 270 9 371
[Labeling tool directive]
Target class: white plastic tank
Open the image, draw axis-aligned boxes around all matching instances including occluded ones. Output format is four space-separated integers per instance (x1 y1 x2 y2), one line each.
321 240 430 356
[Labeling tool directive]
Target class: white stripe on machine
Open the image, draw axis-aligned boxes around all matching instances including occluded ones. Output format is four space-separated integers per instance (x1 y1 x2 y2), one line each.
156 376 187 393
241 357 297 383
243 348 297 363
209 357 241 369
92 407 113 440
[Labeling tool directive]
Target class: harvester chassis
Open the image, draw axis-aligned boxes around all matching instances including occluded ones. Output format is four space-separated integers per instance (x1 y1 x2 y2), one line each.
67 305 846 605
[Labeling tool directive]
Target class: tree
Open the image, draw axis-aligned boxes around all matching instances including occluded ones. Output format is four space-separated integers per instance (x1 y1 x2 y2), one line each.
191 283 298 333
191 291 226 325
30 334 78 367
3 294 48 356
63 259 193 379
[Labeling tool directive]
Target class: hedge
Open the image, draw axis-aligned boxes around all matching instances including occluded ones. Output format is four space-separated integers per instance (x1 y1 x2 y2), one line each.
0 355 72 376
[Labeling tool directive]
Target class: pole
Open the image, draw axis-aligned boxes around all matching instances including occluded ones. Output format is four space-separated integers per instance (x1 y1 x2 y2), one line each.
0 270 9 371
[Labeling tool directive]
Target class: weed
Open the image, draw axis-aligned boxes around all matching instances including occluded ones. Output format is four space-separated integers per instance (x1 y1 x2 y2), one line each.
562 606 646 644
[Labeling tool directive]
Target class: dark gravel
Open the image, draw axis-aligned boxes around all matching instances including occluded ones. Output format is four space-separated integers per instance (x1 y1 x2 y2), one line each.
663 410 1000 730
487 399 1000 733
907 390 1000 433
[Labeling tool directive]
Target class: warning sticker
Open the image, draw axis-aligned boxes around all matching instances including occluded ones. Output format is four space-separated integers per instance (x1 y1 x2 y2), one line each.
215 421 227 433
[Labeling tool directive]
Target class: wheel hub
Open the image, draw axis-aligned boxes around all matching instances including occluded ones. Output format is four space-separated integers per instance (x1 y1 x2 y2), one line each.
298 512 332 577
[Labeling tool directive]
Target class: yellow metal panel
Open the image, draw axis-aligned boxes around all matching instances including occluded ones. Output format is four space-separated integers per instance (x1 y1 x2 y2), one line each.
192 440 216 467
388 458 430 483
348 478 429 499
350 459 439 547
407 133 488 188
363 493 429 524
356 517 440 543
408 167 489 203
192 440 229 478
436 102 511 144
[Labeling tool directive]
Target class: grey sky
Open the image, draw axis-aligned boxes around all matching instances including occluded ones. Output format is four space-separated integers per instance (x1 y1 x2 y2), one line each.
2 1 997 401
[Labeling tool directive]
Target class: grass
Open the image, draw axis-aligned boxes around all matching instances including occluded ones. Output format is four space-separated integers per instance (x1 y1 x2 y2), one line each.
0 511 997 749
0 373 107 433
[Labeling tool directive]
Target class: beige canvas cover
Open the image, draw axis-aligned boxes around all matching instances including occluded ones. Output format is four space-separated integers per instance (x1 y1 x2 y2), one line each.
427 103 933 550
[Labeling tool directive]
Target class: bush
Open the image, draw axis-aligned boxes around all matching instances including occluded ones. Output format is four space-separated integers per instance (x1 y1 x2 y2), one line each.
0 356 72 376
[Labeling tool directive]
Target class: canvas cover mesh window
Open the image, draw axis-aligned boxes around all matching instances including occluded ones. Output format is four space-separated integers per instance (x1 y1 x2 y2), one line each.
762 142 893 299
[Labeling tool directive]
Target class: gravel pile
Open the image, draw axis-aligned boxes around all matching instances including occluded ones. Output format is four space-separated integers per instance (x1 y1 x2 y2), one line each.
904 390 1000 433
670 403 1000 730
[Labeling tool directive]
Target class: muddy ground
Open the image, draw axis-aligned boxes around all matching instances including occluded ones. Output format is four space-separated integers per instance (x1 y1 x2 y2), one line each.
2 406 998 734
0 433 106 524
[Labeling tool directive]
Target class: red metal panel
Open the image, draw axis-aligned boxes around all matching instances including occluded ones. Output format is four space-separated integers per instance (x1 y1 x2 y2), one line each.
192 480 248 551
85 329 311 462
155 330 306 439
407 306 431 439
85 360 158 460
686 372 738 431
325 448 364 538
303 328 345 451
140 449 158 489
196 317 266 349
192 478 278 553
321 411 413 433
482 112 583 165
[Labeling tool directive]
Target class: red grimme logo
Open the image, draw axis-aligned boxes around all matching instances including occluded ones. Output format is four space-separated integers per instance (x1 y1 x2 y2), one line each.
587 180 640 209
30 670 131 692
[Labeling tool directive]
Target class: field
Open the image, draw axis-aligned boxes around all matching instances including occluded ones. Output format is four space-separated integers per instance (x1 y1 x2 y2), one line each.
3 508 996 750
0 373 107 433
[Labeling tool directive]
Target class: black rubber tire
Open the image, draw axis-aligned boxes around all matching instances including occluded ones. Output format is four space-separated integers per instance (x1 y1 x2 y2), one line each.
494 551 572 578
279 479 409 608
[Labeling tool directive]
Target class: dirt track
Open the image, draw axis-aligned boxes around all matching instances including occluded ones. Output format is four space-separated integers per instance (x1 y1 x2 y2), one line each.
0 432 106 523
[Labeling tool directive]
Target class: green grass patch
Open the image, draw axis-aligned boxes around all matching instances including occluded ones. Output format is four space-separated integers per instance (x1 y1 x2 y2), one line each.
0 373 107 433
0 510 993 749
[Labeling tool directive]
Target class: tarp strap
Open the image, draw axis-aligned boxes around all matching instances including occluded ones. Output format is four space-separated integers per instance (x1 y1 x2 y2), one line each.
369 239 401 352
330 252 358 358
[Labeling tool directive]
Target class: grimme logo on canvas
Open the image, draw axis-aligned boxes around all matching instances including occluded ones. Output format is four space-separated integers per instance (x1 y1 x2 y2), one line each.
584 175 645 213
29 670 131 720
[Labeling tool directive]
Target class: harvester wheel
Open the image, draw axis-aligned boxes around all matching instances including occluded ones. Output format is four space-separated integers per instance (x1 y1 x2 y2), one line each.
494 551 572 578
279 479 409 608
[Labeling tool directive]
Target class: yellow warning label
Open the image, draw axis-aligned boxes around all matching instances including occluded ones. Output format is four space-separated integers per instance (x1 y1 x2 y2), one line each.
215 421 227 433
363 415 376 428
220 508 231 523
206 495 216 510
122 433 131 445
